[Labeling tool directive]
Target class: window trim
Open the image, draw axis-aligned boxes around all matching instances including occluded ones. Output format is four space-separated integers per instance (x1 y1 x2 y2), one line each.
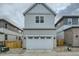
28 36 33 39
5 34 7 40
35 16 44 23
40 16 44 23
68 18 72 25
35 16 39 23
5 23 7 28
72 18 78 25
78 18 79 24
34 36 39 39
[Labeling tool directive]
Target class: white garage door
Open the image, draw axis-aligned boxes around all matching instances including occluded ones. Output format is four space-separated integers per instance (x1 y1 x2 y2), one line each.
26 35 53 49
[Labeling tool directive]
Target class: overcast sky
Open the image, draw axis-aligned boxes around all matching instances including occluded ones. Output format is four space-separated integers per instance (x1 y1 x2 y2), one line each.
0 3 74 28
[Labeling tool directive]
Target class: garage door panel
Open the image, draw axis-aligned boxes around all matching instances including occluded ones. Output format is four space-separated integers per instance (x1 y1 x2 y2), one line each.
26 36 53 49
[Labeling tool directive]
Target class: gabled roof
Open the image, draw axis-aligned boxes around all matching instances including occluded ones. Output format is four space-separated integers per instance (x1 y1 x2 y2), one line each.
23 3 56 16
0 16 22 31
55 14 79 26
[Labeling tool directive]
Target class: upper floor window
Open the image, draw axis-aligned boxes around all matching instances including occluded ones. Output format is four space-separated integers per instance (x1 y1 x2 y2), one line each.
35 16 44 23
68 18 72 25
72 18 78 25
40 16 44 23
64 18 72 25
64 18 68 25
36 16 39 23
5 23 7 28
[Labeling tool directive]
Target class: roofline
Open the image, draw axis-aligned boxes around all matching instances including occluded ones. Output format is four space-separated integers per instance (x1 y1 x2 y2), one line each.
55 15 79 26
23 3 56 16
64 26 79 31
0 19 22 31
23 28 56 30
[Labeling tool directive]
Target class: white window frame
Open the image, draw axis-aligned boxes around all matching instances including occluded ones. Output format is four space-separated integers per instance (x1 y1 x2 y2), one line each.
72 18 78 25
78 18 79 25
35 15 44 23
35 16 39 23
26 35 53 40
68 18 72 25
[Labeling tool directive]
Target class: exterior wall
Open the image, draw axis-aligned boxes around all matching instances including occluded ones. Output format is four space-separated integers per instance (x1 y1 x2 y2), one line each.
0 20 21 33
23 30 56 49
7 35 17 41
23 30 55 35
0 19 22 48
0 34 5 41
0 28 22 42
27 4 52 14
7 24 18 33
0 28 21 36
64 28 79 46
0 20 22 42
72 28 79 46
24 4 55 29
56 17 79 30
64 28 73 46
25 15 55 29
55 20 64 29
0 21 5 28
23 4 56 49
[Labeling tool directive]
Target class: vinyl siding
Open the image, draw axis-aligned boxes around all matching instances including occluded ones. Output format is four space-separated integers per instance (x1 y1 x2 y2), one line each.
23 30 55 35
64 28 73 46
25 15 55 29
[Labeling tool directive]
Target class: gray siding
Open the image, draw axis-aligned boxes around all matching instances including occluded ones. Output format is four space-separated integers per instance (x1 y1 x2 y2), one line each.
25 15 55 29
24 4 55 29
72 28 79 46
23 30 55 35
64 28 73 46
0 21 5 28
0 20 21 33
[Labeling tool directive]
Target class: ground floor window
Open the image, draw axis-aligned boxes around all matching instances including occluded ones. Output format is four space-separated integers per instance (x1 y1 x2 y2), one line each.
5 34 7 40
8 35 16 40
0 41 4 45
0 33 4 41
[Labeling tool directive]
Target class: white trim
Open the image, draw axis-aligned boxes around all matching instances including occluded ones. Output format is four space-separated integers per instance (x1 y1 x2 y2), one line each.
55 14 79 25
56 25 72 33
23 3 56 16
56 25 79 33
26 35 54 50
0 16 22 30
78 18 79 25
68 18 72 25
35 15 45 23
0 28 22 36
25 35 54 37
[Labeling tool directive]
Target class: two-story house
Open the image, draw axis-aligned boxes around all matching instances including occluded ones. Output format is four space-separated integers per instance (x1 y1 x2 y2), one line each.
23 3 56 50
0 17 22 48
55 15 79 47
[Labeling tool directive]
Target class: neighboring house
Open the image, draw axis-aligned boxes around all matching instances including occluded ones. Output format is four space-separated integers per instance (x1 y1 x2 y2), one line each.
0 17 22 48
55 15 79 47
23 3 56 50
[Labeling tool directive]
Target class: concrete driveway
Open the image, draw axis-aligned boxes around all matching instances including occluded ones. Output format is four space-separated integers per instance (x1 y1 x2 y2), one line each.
0 46 79 56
